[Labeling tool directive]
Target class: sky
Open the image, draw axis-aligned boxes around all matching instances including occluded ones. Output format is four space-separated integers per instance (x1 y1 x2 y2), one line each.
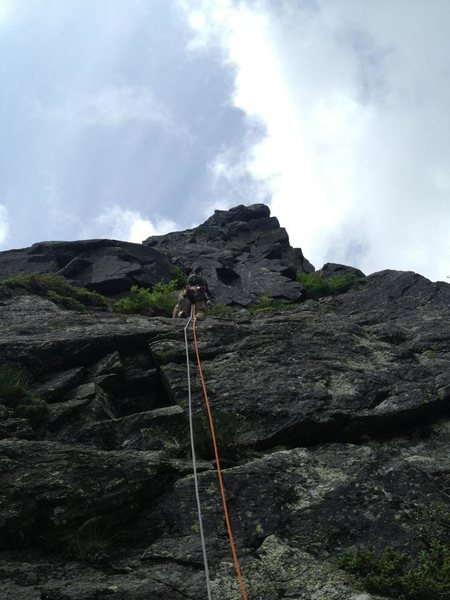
0 0 449 282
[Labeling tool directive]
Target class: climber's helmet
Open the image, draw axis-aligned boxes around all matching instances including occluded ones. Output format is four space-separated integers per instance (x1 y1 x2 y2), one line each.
193 266 203 274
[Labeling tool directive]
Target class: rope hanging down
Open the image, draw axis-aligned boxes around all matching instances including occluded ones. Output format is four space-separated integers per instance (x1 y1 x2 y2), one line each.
191 306 249 600
184 310 213 600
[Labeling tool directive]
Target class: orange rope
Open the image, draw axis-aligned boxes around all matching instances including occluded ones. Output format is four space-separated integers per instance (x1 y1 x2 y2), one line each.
192 306 249 600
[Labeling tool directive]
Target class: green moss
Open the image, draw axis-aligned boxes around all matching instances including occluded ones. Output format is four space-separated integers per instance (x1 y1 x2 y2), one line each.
114 281 178 316
337 542 450 599
297 272 360 299
0 273 110 309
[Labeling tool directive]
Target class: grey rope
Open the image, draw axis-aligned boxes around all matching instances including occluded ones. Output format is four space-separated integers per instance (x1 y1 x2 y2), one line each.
184 307 213 600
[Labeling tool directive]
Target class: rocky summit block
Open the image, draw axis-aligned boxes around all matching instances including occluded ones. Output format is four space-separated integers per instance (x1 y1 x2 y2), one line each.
144 203 315 305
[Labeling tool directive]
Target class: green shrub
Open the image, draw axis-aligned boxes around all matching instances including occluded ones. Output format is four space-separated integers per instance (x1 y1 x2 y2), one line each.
337 542 450 599
170 266 187 287
248 294 294 313
297 273 330 298
327 273 359 294
114 281 178 316
0 273 110 309
297 272 360 299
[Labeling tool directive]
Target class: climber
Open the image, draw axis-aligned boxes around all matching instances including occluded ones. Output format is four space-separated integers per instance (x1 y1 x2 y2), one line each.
173 266 212 321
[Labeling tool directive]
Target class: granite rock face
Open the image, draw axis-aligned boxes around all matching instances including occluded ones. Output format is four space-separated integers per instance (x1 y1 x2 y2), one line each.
0 206 449 600
144 203 314 305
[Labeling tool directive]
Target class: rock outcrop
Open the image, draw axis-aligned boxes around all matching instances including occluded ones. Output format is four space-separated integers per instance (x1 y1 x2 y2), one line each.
0 239 175 295
144 203 315 305
0 205 449 600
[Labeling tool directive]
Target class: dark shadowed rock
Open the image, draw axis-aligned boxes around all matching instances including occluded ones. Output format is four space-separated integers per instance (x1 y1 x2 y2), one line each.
319 262 365 278
0 239 175 294
0 439 167 551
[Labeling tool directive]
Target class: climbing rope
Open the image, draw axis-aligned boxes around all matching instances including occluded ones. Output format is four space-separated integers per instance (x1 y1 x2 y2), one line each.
184 308 213 600
191 306 249 600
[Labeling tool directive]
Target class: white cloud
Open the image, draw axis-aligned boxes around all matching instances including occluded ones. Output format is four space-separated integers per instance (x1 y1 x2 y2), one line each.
0 0 16 27
46 85 178 132
88 204 177 243
180 0 450 282
0 204 10 245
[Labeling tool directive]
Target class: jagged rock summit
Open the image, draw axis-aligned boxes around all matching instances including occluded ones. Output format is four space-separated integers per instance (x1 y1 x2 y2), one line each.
0 204 449 600
144 203 315 305
0 204 315 305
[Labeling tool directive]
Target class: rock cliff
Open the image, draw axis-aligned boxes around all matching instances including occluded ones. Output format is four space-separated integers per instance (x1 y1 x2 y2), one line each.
0 205 449 600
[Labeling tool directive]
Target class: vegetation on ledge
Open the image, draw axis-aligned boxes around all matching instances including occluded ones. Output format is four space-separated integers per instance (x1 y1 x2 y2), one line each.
337 539 450 599
0 365 47 423
0 273 110 310
297 272 361 299
114 281 179 316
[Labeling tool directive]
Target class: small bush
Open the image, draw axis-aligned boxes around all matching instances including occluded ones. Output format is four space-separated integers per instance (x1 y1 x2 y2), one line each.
297 272 360 299
248 294 294 313
337 542 450 599
114 281 178 316
0 273 110 309
170 267 187 287
327 273 360 294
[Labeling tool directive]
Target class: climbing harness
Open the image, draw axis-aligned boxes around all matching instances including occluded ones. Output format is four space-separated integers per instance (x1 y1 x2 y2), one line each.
184 309 212 600
185 304 249 600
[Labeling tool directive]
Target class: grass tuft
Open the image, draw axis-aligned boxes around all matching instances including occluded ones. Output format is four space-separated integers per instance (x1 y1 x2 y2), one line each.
0 365 47 422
